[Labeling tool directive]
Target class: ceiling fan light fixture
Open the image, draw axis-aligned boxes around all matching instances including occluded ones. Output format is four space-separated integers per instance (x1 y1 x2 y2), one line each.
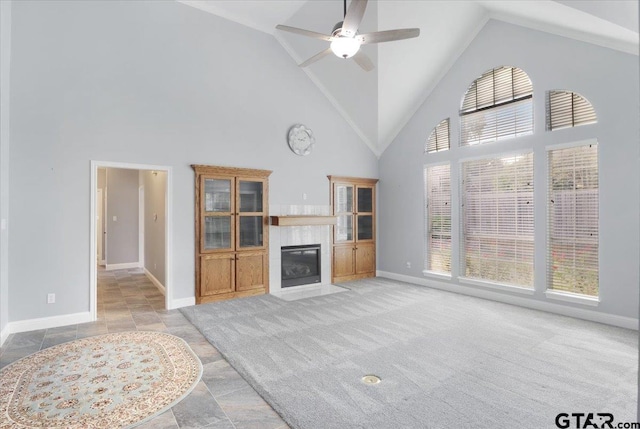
330 36 361 59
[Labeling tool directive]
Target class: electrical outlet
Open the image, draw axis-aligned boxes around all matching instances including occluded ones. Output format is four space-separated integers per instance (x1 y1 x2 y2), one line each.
154 263 157 269
303 193 308 200
406 262 411 269
47 293 55 304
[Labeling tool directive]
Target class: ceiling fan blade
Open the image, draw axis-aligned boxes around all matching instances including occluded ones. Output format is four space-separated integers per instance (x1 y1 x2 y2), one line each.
299 48 333 68
353 51 374 72
341 0 368 37
356 28 420 44
275 25 334 42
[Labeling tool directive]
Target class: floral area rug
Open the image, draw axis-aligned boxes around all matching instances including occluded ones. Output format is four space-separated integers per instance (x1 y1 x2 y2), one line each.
0 331 202 429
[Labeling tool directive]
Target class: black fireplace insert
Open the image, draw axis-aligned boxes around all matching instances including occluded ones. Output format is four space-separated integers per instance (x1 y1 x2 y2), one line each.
281 244 321 288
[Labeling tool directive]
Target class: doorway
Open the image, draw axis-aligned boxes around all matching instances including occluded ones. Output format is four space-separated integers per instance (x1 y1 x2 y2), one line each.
90 161 173 321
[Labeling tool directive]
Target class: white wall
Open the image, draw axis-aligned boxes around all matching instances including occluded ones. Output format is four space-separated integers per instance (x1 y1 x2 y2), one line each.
105 168 139 266
142 170 166 286
378 20 639 321
7 0 378 322
0 0 11 341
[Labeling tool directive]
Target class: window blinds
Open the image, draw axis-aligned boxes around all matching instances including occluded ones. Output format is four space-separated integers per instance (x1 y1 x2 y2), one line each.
548 144 598 296
424 164 451 273
460 66 533 146
547 91 597 131
461 153 534 287
425 119 450 153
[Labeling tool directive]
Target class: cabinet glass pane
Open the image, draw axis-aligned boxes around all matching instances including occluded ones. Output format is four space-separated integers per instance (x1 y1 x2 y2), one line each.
204 179 231 212
239 181 263 213
336 214 353 242
357 215 373 240
357 187 373 213
204 216 231 249
239 216 263 247
336 186 353 213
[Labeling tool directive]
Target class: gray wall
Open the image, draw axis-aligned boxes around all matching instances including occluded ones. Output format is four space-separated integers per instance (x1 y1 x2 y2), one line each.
378 20 639 320
105 168 139 265
8 0 377 321
142 170 166 287
0 0 11 337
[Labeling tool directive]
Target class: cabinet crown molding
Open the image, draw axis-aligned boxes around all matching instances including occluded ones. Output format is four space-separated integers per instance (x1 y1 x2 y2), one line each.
327 175 379 185
192 164 272 177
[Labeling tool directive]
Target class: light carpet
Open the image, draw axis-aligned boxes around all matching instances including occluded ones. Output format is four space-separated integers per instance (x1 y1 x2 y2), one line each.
0 331 202 429
181 278 637 429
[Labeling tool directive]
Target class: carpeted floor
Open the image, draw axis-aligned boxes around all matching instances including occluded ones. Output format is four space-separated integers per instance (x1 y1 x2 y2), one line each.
180 278 638 429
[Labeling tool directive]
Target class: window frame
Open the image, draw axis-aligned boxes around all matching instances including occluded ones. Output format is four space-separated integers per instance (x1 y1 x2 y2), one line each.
459 66 534 147
423 162 452 277
545 139 600 305
458 150 536 293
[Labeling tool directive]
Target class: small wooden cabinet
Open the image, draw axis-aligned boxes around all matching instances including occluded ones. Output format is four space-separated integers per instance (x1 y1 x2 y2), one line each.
193 165 271 304
329 176 378 283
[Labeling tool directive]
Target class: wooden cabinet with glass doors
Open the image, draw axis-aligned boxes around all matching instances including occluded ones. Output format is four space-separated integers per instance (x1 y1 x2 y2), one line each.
328 176 378 283
192 165 271 304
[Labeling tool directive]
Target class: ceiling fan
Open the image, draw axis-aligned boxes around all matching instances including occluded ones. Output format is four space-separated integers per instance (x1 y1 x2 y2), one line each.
275 0 420 72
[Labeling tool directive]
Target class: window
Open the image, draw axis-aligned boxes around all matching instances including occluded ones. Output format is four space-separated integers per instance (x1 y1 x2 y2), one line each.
461 153 534 287
548 143 598 296
424 164 451 273
547 90 597 131
425 119 450 153
460 66 533 146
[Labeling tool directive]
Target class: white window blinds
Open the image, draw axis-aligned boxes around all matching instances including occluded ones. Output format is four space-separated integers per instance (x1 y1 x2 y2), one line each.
548 144 598 296
461 153 534 287
547 91 597 131
460 66 533 146
424 164 451 273
425 119 450 153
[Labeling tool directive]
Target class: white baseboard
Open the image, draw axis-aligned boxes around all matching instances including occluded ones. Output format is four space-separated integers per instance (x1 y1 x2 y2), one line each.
377 271 639 330
0 324 9 347
105 262 141 271
5 311 93 339
169 297 195 310
144 268 166 296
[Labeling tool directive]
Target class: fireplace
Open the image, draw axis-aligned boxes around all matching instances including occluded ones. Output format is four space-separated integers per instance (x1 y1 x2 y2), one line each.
281 244 321 288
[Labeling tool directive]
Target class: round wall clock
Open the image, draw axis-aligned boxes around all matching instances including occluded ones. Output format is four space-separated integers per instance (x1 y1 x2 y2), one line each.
288 124 315 156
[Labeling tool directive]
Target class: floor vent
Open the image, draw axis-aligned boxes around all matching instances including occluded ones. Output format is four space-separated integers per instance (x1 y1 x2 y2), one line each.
361 375 381 385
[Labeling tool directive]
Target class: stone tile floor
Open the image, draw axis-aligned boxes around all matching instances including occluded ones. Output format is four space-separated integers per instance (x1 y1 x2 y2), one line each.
0 267 289 429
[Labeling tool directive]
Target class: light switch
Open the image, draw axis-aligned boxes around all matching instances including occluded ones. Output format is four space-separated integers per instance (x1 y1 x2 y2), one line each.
0 219 6 230
113 216 117 222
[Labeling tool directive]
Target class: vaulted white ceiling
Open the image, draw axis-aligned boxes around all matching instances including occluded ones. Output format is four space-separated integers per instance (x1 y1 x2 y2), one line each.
180 0 639 156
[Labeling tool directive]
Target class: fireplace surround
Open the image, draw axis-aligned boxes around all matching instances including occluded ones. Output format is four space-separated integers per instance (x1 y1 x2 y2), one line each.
268 204 332 293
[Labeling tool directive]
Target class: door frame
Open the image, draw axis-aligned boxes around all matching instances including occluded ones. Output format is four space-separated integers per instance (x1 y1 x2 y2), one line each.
96 188 103 264
89 160 173 321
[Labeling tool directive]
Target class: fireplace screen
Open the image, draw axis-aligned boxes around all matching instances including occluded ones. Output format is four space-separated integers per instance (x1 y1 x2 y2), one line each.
281 244 321 288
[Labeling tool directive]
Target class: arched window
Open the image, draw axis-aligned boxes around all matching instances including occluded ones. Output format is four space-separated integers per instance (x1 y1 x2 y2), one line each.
547 90 597 131
425 118 450 153
460 66 533 146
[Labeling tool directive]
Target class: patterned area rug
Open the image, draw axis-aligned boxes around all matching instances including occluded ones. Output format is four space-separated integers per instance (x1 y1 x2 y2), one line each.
0 331 202 429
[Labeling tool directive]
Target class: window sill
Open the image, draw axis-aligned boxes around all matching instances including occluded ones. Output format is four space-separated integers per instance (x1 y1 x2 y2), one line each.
545 290 599 307
458 277 535 295
422 270 452 281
